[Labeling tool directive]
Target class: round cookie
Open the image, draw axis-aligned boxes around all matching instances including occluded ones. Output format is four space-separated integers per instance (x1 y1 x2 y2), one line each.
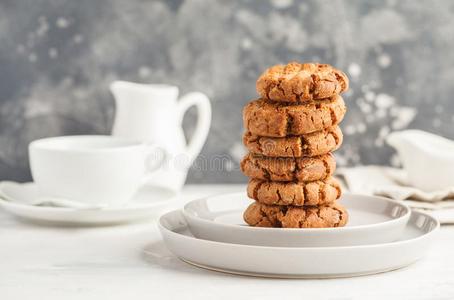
243 126 343 158
243 201 348 228
256 62 349 103
243 95 346 137
241 153 335 182
247 177 341 206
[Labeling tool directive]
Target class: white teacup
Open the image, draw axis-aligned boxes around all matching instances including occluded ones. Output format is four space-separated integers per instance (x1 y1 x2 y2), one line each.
29 135 164 205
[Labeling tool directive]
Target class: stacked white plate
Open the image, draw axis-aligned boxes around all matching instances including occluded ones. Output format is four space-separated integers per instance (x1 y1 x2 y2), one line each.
158 192 439 278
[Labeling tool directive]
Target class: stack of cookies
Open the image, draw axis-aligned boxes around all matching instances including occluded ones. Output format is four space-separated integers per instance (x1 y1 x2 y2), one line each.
241 62 349 228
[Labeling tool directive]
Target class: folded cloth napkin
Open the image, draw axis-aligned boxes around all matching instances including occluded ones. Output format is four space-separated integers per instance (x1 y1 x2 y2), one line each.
337 166 454 224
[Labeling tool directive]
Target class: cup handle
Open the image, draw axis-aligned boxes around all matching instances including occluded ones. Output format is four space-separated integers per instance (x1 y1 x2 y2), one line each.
144 144 166 173
177 92 212 163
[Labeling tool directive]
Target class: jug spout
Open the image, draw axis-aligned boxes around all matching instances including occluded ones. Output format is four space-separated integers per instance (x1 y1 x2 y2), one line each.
110 81 138 103
109 80 128 96
387 129 454 157
386 129 436 166
386 130 418 156
110 81 179 105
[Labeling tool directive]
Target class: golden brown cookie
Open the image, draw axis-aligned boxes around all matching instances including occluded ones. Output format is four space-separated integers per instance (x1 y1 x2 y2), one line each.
247 177 341 206
241 153 336 182
243 95 346 137
243 126 343 158
243 201 348 228
256 62 349 103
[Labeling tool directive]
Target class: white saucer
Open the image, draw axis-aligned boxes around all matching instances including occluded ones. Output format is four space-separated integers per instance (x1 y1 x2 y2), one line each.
183 192 411 247
0 181 178 225
159 209 439 278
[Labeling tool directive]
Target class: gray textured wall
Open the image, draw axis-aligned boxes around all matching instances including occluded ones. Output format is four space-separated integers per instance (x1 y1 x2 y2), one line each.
1 0 453 183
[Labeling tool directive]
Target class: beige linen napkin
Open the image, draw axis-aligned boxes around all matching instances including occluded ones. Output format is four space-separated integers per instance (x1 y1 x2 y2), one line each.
337 166 454 224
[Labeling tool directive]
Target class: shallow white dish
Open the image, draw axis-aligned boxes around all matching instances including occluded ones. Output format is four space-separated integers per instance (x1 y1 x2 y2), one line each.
183 192 411 247
159 209 439 278
0 181 178 225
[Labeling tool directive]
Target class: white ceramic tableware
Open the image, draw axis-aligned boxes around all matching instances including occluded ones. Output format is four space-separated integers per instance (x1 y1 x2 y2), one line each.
29 135 164 205
387 130 454 191
0 181 178 225
158 209 439 278
183 192 411 247
110 81 211 192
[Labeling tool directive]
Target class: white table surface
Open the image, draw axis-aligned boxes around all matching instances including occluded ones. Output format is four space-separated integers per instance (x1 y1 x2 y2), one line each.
1 184 454 300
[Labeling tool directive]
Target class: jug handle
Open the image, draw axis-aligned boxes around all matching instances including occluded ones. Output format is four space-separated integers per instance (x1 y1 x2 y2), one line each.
177 92 212 163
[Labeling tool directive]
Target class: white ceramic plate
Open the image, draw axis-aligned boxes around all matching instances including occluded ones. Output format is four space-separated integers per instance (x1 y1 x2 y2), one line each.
183 192 411 247
0 181 178 225
159 209 439 278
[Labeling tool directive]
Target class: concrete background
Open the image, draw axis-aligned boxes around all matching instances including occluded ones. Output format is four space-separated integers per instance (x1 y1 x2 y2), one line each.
1 0 453 183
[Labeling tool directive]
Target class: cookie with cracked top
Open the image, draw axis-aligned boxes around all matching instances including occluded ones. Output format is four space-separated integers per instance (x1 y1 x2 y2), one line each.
243 95 346 137
243 126 343 158
247 177 341 206
241 153 335 182
243 201 348 228
256 62 349 103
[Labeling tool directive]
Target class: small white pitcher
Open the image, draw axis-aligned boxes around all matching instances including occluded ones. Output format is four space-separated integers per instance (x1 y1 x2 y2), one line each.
387 130 454 191
110 81 211 192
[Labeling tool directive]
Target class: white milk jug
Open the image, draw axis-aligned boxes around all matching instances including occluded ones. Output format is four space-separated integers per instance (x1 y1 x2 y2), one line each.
387 130 454 191
110 81 211 191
